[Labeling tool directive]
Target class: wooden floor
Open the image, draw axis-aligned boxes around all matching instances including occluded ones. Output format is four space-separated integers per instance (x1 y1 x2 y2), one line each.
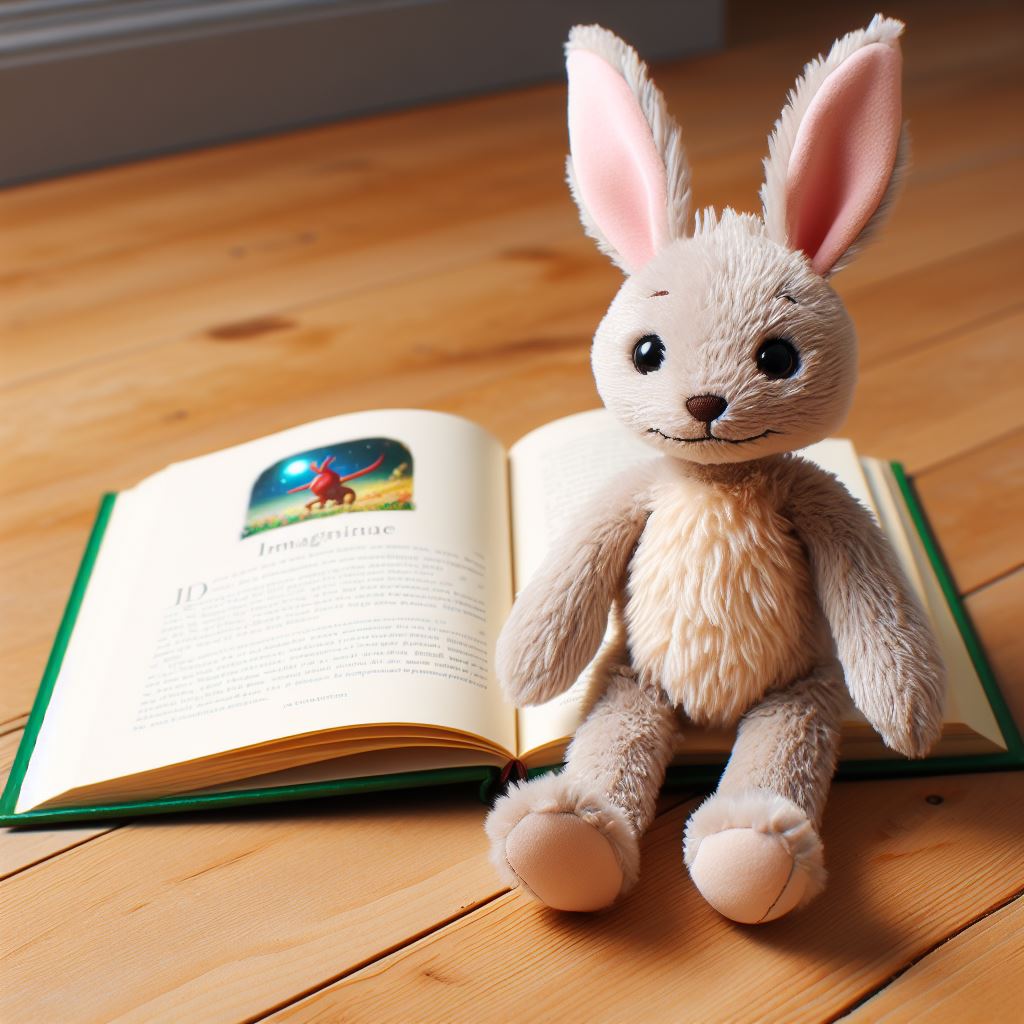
2 1 1022 1020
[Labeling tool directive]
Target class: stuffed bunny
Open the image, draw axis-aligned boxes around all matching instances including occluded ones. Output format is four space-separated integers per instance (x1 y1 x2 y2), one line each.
485 16 946 924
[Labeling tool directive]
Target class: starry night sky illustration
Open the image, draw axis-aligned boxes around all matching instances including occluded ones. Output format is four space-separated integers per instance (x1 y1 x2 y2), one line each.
247 436 412 513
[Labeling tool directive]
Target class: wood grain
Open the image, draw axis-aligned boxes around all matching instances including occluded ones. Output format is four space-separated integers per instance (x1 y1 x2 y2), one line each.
0 791 504 1024
264 774 1024 1024
0 715 28 736
966 571 1024 735
842 233 1024 366
844 308 1024 470
914 430 1024 593
1 7 1020 385
840 897 1024 1023
0 731 113 880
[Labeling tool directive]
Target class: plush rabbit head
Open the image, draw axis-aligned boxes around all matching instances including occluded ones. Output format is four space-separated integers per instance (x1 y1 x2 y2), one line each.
568 17 907 464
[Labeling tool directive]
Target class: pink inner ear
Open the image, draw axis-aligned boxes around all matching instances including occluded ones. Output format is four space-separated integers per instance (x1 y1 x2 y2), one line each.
567 49 668 271
786 43 902 275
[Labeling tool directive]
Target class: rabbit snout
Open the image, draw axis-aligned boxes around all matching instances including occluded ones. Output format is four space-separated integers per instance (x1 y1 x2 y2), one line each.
685 395 728 422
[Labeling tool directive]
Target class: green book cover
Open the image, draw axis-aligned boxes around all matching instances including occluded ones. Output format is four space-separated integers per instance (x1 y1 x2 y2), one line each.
3 465 1021 827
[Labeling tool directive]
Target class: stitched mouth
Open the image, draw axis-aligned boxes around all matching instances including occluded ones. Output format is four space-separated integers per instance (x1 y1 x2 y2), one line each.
648 427 778 445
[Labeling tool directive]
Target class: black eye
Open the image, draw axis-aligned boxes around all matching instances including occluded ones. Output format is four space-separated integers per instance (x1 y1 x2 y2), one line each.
756 337 800 379
632 334 665 374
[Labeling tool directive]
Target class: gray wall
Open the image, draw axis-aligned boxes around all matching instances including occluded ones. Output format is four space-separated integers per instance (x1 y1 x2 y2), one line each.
1 0 724 185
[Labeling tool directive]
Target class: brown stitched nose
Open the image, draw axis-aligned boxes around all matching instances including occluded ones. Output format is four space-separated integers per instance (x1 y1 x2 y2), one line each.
685 394 728 422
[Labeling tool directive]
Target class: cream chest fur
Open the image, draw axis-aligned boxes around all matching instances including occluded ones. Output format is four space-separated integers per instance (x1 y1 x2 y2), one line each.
624 461 820 726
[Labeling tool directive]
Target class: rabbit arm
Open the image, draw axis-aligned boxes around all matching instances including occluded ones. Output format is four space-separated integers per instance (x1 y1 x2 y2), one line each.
496 462 655 707
784 459 945 757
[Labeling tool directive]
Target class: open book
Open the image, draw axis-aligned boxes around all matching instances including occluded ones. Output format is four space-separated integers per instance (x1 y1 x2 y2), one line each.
3 409 1021 824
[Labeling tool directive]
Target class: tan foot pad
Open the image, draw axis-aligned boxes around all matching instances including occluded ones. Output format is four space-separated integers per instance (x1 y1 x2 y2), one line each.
689 827 809 924
504 811 624 912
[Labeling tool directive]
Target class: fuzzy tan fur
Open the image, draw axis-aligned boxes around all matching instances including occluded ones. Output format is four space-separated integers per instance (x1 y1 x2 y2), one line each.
485 16 946 923
496 461 655 707
783 460 945 757
717 659 848 826
591 211 859 467
487 655 678 910
625 459 819 725
561 660 678 838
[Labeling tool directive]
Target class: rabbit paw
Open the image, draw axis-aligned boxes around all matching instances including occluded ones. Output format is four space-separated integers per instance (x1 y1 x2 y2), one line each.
485 772 639 912
683 788 826 924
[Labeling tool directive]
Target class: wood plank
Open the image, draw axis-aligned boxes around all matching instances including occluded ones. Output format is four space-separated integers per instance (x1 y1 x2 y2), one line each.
0 791 505 1024
0 197 576 385
0 767 687 1024
0 94 561 272
966 570 1024 736
840 897 1024 1023
1 10 1020 385
8 143 1022 389
0 730 113 881
0 506 104 722
913 430 1024 593
842 234 1024 367
844 308 1024 472
264 773 1024 1024
834 153 1024 295
0 715 28 736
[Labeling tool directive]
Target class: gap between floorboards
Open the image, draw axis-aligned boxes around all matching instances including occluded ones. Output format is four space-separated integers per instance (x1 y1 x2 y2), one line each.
828 887 1024 1022
244 789 703 1023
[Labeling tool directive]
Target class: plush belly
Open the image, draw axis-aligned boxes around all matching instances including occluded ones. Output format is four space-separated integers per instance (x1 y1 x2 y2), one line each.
624 472 818 726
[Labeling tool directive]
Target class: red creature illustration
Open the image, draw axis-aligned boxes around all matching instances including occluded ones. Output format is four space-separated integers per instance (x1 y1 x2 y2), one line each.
287 453 385 512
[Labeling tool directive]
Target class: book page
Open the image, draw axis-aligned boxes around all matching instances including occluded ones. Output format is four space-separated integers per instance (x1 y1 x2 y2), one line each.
508 410 883 761
17 410 515 812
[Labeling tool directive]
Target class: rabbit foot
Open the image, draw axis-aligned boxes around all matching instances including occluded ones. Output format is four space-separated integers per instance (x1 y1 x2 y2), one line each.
485 772 639 911
683 788 826 924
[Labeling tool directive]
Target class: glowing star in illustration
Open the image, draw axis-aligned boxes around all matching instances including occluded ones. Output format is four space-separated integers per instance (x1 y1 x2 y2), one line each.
286 453 385 512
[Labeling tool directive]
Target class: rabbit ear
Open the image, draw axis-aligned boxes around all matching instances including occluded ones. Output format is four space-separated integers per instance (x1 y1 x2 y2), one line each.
565 25 692 274
761 15 908 276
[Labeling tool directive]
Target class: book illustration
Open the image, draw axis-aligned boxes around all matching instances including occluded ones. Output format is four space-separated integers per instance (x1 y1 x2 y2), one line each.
242 436 414 538
288 454 384 512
